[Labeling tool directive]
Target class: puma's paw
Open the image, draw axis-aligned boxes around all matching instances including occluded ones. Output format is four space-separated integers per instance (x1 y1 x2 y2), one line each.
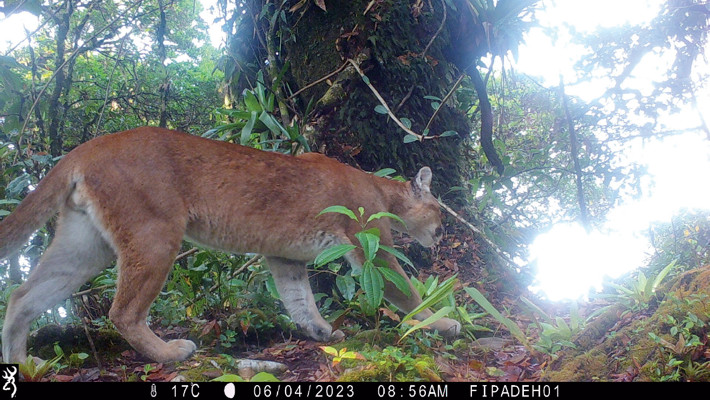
166 339 197 361
436 318 462 338
329 329 345 342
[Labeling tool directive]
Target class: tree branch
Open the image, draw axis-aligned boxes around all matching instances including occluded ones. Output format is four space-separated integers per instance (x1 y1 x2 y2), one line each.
560 77 589 230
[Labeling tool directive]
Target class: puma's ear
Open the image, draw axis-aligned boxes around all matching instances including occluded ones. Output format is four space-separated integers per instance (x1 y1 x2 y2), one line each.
412 167 432 197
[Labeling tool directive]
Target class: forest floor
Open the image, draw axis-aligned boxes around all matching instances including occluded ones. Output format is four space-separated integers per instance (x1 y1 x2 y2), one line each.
19 227 710 382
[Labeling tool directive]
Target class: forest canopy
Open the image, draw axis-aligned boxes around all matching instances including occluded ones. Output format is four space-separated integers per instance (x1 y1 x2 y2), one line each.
0 0 708 383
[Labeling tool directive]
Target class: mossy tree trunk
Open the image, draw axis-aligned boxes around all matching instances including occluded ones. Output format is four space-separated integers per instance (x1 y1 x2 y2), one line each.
224 0 490 201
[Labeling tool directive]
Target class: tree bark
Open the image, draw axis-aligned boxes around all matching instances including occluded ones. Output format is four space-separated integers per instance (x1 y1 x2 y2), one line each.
47 1 73 157
226 0 479 202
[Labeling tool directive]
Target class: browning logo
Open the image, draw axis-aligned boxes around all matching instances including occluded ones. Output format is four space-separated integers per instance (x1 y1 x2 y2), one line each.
0 365 17 399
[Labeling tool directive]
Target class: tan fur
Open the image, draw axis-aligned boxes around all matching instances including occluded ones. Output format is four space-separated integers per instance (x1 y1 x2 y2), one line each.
0 127 460 363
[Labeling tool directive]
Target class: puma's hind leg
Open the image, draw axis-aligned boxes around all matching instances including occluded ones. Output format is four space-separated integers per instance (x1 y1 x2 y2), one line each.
108 220 196 363
2 210 114 363
266 257 344 342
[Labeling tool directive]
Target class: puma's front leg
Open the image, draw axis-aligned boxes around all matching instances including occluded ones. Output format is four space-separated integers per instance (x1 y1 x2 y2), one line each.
265 257 344 342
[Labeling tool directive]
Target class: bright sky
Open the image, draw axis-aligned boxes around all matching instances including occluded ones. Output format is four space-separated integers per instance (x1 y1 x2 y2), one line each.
516 0 710 300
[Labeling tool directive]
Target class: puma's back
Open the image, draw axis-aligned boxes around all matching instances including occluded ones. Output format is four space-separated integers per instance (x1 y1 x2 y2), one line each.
0 127 458 364
55 127 440 259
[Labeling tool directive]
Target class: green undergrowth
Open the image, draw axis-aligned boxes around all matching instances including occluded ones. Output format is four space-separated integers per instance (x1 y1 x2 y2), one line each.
325 331 444 382
545 266 710 381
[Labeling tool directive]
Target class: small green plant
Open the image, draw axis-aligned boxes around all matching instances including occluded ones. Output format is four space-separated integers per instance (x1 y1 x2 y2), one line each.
204 70 308 155
398 275 458 341
607 260 677 310
320 346 366 366
314 206 414 310
53 343 89 369
212 372 280 382
343 346 440 381
465 287 531 350
18 354 62 382
141 363 156 381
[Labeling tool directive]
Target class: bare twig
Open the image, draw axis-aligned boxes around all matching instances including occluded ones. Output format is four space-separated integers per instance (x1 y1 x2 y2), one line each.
559 77 589 230
175 247 199 262
72 285 111 298
396 0 447 112
424 73 465 133
287 61 348 100
231 254 263 277
438 200 519 269
420 0 447 59
95 34 128 136
81 317 102 370
348 58 439 142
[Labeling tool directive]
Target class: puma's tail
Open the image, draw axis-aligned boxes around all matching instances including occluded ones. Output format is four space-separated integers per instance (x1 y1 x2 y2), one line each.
0 160 74 260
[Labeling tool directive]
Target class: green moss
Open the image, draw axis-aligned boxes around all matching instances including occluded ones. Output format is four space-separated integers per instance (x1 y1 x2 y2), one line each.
546 265 710 381
174 356 235 382
545 349 608 381
337 349 440 382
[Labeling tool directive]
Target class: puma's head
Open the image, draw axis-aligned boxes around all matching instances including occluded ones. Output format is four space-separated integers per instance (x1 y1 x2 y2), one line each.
396 167 443 248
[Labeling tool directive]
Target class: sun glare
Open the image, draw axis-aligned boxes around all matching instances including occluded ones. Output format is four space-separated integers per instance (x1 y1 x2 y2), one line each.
519 0 710 300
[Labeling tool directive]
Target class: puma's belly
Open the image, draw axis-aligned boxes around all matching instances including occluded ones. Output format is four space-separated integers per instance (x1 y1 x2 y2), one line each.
184 218 342 262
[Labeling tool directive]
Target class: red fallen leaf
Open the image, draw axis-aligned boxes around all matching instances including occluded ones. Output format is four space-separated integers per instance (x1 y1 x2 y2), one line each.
53 375 74 382
468 359 485 371
240 319 250 335
380 307 400 322
200 319 220 338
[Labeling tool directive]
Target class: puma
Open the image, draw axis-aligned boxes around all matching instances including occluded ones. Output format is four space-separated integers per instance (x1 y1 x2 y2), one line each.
0 127 460 363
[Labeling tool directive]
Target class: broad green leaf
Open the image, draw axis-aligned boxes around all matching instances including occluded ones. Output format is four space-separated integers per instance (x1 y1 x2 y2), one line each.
399 306 454 341
265 275 280 299
373 168 396 177
465 287 530 348
403 134 419 143
379 244 414 268
439 130 459 138
400 275 457 325
314 244 357 267
319 346 339 357
652 259 677 292
355 230 380 261
249 372 280 382
336 275 357 301
377 267 411 297
555 317 571 338
400 117 412 129
366 211 406 227
361 262 384 308
259 111 289 137
243 90 261 112
317 205 359 222
240 111 257 145
212 374 246 382
519 296 554 324
374 104 388 114
6 173 31 198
